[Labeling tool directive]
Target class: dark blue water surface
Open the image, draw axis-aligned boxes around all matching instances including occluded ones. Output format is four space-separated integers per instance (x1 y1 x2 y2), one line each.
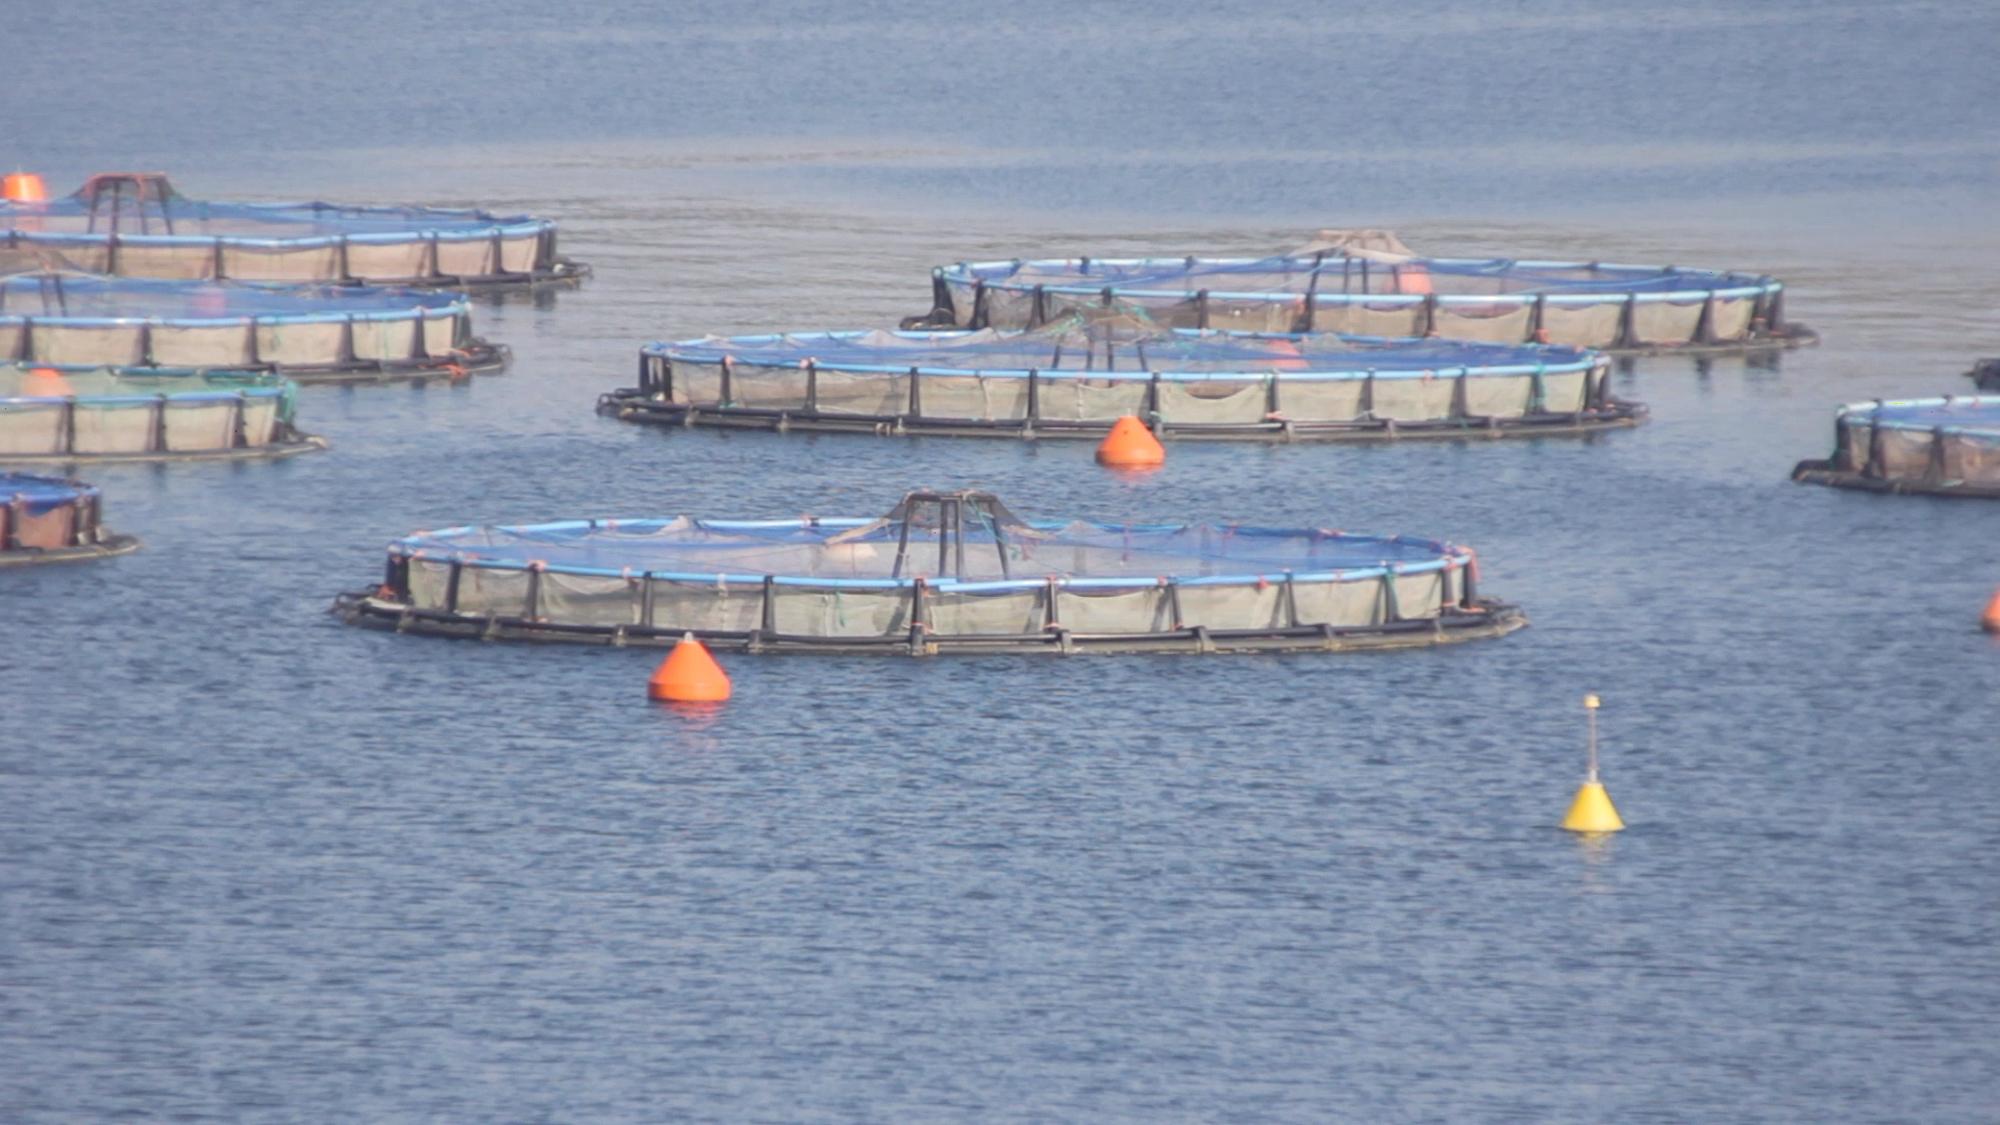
5 2 1999 1120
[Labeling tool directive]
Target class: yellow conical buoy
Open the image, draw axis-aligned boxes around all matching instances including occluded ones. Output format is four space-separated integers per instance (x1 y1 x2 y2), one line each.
1561 693 1624 833
1562 780 1624 833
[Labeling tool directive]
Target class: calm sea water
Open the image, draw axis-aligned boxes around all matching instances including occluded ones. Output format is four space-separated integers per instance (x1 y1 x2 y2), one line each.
5 2 1999 1120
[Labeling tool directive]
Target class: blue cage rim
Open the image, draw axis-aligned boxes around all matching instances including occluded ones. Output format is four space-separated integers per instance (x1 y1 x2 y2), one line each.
384 516 1475 594
645 328 1602 381
1835 395 2000 434
939 255 1781 298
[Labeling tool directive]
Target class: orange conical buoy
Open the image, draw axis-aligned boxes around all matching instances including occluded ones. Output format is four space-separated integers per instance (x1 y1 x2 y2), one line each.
20 367 73 397
648 633 732 703
1981 588 2000 634
1096 415 1165 468
3 172 47 202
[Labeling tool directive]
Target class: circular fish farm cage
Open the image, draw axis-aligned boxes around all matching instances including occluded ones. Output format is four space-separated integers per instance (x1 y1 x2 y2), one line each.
1792 396 2000 499
0 364 324 463
601 320 1641 441
0 472 138 566
334 489 1525 655
913 251 1815 355
1 173 588 289
0 271 506 383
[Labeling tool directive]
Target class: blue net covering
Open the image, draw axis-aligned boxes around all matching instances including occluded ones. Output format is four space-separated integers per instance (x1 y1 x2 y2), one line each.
0 272 463 321
0 471 95 515
653 324 1595 378
393 511 1462 587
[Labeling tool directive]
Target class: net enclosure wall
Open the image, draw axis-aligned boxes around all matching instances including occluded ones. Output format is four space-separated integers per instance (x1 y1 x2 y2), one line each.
1792 397 2000 498
0 272 505 381
605 324 1641 441
1 174 587 288
0 364 322 462
920 254 1811 354
337 490 1525 655
0 471 137 566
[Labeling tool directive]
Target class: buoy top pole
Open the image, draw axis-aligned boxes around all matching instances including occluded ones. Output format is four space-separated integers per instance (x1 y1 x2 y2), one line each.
1583 692 1600 780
